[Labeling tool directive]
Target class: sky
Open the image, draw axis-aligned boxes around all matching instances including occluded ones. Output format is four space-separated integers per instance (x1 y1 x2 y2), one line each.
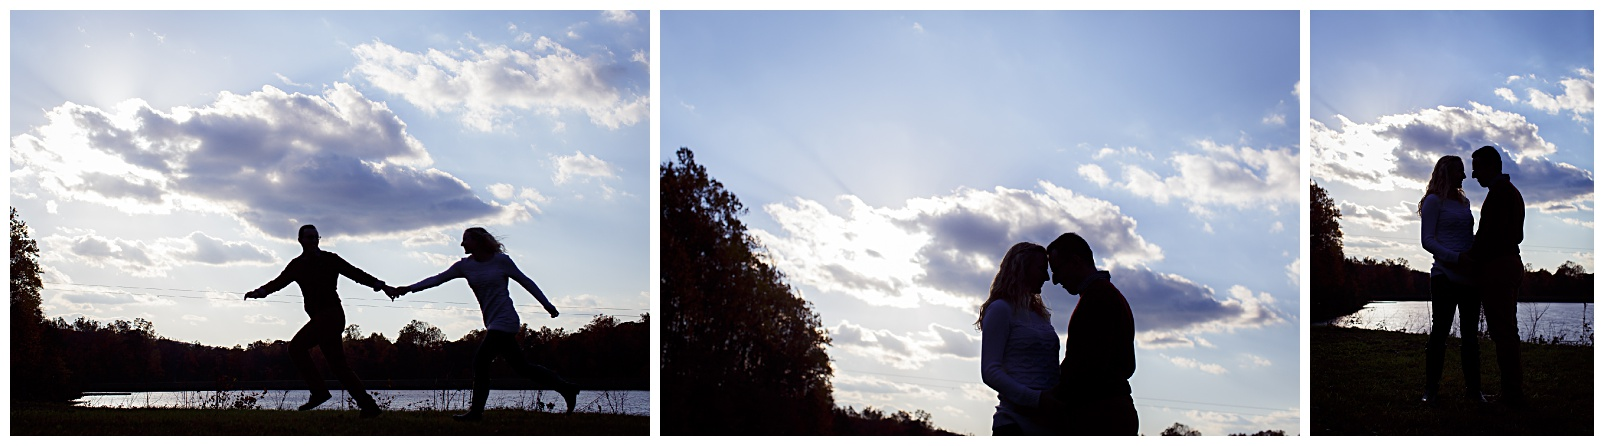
664 11 1300 436
1311 11 1595 278
9 11 650 347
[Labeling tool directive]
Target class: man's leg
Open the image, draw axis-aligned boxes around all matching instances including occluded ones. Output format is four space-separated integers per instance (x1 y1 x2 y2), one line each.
1481 258 1524 405
314 312 378 415
289 320 331 410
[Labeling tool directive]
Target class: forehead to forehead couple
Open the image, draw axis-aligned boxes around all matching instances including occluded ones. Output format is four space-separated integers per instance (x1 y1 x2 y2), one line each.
977 232 1137 436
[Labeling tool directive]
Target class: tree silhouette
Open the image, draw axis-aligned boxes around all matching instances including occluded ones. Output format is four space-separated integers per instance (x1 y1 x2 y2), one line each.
1161 422 1202 436
1310 181 1361 320
11 207 73 401
661 147 834 434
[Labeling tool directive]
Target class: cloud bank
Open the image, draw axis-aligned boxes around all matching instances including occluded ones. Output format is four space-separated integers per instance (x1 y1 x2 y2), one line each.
1310 102 1593 210
753 181 1163 309
9 84 527 239
351 38 647 132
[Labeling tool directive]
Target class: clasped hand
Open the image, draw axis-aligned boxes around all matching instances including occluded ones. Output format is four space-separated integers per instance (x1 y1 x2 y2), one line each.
383 285 411 301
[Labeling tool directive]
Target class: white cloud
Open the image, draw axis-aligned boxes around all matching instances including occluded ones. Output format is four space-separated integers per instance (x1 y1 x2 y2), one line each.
244 314 285 325
1337 200 1412 232
182 314 208 322
1117 268 1286 343
601 10 637 25
1310 103 1593 210
912 22 925 33
1077 164 1110 187
832 373 949 405
1270 221 1284 233
1179 407 1300 436
350 38 647 131
46 200 58 214
551 150 619 185
1262 113 1286 126
1093 146 1153 160
1517 68 1594 123
1245 354 1272 367
1285 258 1300 285
830 320 978 370
8 84 526 239
42 229 277 277
402 230 453 247
1163 354 1228 375
1560 217 1595 228
753 181 1164 309
631 49 648 65
408 251 462 268
1114 139 1298 215
1494 87 1518 103
487 183 517 201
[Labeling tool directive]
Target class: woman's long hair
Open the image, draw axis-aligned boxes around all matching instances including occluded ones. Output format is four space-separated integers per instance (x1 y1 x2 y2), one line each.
1418 155 1469 216
975 242 1050 331
464 227 506 255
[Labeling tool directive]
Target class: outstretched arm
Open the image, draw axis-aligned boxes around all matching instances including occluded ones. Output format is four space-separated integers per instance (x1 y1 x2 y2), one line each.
246 264 295 300
331 253 388 292
503 257 557 317
405 262 463 295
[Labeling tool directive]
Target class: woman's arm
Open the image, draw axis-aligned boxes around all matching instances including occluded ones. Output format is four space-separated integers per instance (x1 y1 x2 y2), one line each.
502 256 558 317
980 301 1042 408
405 261 463 293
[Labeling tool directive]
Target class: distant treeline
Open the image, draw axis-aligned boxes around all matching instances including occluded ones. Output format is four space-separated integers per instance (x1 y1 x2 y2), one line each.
29 314 648 396
1310 182 1593 322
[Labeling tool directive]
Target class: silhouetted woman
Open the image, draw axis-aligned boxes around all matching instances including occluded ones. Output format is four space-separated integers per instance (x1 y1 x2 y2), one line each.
1418 155 1482 404
391 227 580 420
977 242 1057 435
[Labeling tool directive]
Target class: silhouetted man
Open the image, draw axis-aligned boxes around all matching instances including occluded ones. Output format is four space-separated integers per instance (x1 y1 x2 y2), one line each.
1043 233 1137 435
246 224 391 418
1467 146 1525 407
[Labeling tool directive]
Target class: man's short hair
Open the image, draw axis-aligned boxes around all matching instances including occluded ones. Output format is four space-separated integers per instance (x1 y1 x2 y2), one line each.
1472 145 1502 172
1047 233 1095 268
299 224 318 238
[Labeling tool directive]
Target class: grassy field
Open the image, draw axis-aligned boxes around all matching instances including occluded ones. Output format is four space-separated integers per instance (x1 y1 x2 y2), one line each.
1311 326 1593 435
11 403 648 435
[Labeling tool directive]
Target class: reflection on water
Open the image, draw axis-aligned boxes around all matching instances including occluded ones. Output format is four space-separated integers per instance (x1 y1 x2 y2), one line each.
76 389 649 416
1327 301 1594 345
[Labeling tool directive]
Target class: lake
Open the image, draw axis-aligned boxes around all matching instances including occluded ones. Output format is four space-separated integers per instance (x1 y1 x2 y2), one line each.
75 389 650 416
1326 301 1594 345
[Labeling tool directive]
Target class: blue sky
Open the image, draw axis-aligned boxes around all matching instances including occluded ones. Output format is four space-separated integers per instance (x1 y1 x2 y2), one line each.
665 11 1300 436
9 11 649 347
1312 11 1594 277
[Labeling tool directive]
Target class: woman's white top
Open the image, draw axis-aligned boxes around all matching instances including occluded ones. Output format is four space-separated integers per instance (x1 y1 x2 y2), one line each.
1421 194 1474 284
407 253 555 333
980 299 1060 433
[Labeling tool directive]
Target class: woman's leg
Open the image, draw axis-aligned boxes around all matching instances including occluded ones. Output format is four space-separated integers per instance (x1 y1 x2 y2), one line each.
1423 275 1456 402
491 331 579 414
462 331 506 417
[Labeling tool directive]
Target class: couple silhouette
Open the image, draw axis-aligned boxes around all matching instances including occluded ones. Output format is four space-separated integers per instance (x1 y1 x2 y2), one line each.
1419 145 1526 407
243 224 580 420
977 233 1138 435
